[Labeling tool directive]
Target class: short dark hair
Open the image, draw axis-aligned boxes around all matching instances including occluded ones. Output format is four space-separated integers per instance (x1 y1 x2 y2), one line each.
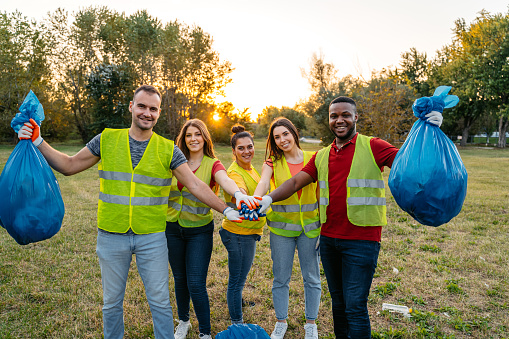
230 124 254 149
265 117 301 162
329 96 356 110
133 85 161 101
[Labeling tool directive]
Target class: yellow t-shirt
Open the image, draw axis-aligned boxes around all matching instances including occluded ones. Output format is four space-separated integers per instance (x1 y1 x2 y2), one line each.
222 168 264 236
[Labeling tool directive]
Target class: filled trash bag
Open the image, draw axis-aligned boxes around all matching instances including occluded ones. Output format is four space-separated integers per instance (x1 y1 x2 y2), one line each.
388 86 467 227
215 324 270 339
0 91 65 244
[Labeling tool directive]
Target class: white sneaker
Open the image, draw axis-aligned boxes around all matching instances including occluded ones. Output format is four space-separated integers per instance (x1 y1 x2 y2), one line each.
271 321 288 339
304 323 318 339
174 320 191 339
199 334 211 339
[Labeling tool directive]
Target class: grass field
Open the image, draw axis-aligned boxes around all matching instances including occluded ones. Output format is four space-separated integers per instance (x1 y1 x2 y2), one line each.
0 141 508 338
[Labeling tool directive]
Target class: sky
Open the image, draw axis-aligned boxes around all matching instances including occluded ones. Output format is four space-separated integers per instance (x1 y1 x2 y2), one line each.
5 0 509 119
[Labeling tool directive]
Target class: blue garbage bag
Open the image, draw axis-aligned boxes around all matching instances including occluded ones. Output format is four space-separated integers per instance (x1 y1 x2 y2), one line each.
388 86 467 227
0 91 65 244
215 324 270 339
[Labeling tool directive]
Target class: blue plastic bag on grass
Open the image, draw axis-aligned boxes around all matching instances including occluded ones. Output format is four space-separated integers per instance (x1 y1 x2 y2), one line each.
388 86 467 227
215 324 270 339
0 91 65 245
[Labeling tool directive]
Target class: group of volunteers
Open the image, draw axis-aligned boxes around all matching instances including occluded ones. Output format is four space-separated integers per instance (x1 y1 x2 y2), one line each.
18 84 444 339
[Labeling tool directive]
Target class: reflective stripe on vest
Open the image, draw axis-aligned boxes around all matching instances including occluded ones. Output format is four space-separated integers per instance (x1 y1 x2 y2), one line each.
348 178 385 189
99 170 172 186
316 134 387 226
223 162 265 230
267 151 320 238
270 202 318 213
100 192 168 206
97 129 174 234
267 220 321 234
167 200 211 214
166 156 216 227
347 197 386 206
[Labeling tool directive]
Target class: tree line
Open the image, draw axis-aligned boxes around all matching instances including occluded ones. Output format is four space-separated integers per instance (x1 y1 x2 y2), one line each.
262 9 509 148
1 7 508 147
0 7 244 143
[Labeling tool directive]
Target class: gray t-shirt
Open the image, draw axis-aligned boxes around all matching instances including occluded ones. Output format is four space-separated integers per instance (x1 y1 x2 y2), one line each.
86 133 187 169
86 132 188 235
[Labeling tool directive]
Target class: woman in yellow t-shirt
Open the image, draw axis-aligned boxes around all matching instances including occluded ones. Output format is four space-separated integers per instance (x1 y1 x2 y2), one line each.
220 124 266 325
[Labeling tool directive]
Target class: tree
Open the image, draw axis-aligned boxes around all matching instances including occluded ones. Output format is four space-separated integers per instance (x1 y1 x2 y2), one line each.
356 71 414 144
399 47 431 97
159 21 233 139
0 11 52 141
257 106 308 136
85 63 135 135
465 11 509 148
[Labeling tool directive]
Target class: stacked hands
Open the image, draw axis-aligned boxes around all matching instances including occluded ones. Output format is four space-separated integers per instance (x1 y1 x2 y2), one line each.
222 193 273 222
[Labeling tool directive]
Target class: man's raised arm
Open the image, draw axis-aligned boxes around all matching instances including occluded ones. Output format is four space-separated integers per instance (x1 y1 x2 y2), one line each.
19 119 100 176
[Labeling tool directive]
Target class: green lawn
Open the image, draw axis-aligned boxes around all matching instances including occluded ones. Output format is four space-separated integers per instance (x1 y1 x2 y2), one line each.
0 141 508 338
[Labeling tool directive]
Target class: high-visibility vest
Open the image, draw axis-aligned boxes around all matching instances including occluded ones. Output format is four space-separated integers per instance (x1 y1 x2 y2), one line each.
97 129 174 234
166 156 217 227
223 162 265 230
267 151 320 238
315 134 387 226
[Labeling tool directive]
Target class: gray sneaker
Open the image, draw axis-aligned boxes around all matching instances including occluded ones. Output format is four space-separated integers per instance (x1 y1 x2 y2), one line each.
199 334 211 339
304 323 318 339
174 320 191 339
270 321 288 339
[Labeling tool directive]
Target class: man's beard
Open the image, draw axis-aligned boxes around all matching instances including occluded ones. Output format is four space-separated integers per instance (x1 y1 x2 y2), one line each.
330 125 355 142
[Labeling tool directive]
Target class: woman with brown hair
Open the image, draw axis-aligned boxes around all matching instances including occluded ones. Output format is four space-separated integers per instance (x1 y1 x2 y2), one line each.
166 119 257 339
254 117 321 339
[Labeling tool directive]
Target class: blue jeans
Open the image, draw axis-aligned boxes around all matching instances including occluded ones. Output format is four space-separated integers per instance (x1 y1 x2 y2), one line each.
96 230 174 339
165 221 214 335
319 236 380 339
270 232 321 321
219 228 260 324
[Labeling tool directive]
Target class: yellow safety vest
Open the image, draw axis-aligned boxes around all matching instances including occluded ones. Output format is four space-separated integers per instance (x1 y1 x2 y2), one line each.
316 134 387 226
267 151 320 238
223 162 265 230
166 156 217 227
97 129 174 234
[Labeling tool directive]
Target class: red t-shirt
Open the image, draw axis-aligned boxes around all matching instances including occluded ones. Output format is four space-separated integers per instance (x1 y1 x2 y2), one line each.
177 160 225 191
302 133 398 242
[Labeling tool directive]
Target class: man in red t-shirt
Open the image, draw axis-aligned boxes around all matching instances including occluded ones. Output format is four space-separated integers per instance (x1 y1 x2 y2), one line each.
258 96 441 338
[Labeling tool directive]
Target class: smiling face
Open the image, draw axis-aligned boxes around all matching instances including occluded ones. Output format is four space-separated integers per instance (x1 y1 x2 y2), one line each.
273 126 296 153
329 102 358 144
185 125 205 155
233 137 254 169
129 90 161 132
